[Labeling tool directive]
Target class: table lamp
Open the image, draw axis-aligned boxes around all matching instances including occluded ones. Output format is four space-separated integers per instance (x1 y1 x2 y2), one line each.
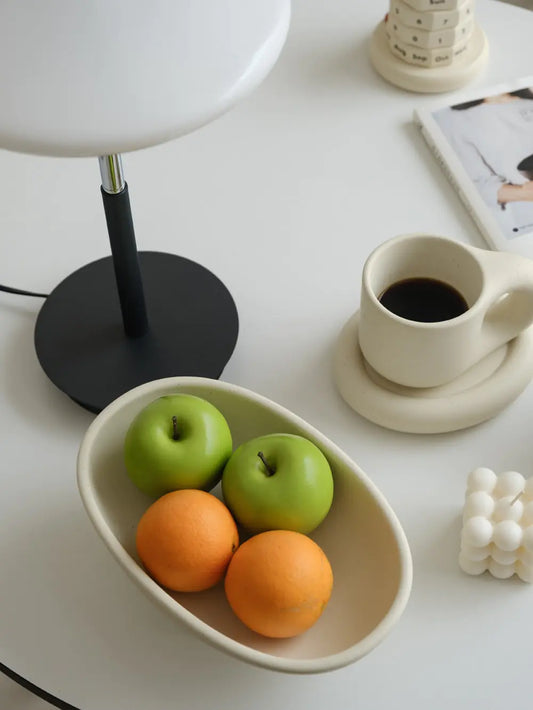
0 0 290 413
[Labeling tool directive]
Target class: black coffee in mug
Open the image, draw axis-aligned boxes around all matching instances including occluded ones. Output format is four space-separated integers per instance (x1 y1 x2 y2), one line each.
379 277 468 323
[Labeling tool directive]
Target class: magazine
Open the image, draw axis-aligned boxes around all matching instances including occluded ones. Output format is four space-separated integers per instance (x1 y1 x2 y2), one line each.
413 76 533 258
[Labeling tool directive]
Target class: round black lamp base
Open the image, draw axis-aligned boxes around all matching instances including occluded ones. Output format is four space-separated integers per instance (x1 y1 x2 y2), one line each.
34 251 239 413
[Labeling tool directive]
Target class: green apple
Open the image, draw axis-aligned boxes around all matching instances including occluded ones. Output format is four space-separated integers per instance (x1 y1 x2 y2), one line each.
124 394 232 497
221 433 334 534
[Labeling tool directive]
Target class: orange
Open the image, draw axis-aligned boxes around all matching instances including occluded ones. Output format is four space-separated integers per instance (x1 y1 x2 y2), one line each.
136 489 239 592
224 530 333 638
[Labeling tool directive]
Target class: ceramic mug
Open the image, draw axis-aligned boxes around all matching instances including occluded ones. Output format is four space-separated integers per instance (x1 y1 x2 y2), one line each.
358 233 533 388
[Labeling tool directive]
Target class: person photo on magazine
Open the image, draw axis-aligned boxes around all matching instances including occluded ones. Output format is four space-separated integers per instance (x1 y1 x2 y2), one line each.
432 87 533 240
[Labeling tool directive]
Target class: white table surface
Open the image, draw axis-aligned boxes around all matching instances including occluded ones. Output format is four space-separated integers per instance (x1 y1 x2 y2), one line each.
1 1 532 708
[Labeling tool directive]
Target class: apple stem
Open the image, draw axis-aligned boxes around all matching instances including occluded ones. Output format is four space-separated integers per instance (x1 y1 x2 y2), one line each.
172 415 179 441
257 451 275 476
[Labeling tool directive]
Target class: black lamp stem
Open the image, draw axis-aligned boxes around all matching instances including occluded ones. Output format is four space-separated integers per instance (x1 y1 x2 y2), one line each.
98 154 149 338
34 154 238 412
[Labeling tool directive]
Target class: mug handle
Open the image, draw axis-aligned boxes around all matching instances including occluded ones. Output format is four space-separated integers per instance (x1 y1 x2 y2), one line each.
474 246 533 350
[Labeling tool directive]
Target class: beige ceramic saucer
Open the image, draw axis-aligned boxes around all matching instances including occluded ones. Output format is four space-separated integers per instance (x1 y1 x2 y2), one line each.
334 313 533 434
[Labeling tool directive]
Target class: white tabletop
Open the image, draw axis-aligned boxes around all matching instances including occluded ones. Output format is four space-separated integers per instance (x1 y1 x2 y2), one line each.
1 1 533 708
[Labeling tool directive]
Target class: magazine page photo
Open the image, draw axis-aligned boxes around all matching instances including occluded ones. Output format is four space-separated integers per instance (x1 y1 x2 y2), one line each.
431 83 533 242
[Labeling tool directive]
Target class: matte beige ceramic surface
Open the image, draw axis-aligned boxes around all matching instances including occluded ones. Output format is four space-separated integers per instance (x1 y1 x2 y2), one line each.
369 21 488 93
359 234 533 389
77 377 412 674
334 313 533 434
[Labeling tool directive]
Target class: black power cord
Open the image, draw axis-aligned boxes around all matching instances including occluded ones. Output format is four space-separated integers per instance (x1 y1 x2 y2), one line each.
0 284 48 298
0 661 79 710
1 280 74 708
1 284 77 706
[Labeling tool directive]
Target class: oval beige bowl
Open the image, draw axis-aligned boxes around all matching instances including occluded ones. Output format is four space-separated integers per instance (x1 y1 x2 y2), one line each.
77 377 412 674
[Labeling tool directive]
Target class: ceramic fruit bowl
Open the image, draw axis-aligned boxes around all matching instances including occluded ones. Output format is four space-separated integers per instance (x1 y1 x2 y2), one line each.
77 377 412 674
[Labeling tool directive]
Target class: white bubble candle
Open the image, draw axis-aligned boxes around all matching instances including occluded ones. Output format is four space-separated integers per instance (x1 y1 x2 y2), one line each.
460 468 533 582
